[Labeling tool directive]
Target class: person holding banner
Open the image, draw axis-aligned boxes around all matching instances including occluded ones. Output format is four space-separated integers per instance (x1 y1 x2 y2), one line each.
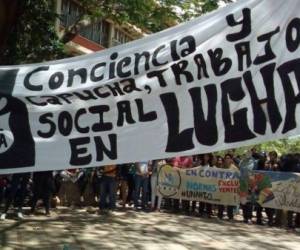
126 164 136 206
172 156 193 213
190 155 204 214
198 154 213 218
265 151 280 171
217 156 225 220
217 154 238 220
251 153 268 225
149 160 164 212
280 154 300 231
216 156 224 169
262 151 280 226
162 158 175 211
240 151 258 224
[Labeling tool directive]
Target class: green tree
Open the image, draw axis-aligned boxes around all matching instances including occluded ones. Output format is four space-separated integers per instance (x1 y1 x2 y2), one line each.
60 0 233 40
258 138 300 155
219 138 300 157
0 0 66 65
0 0 232 65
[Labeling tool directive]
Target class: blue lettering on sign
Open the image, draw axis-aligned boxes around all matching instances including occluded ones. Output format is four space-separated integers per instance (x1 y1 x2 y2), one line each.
186 181 217 192
186 169 197 176
198 169 240 179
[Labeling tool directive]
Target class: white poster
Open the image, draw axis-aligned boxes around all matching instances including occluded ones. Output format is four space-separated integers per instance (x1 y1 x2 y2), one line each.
1 0 300 173
157 165 240 206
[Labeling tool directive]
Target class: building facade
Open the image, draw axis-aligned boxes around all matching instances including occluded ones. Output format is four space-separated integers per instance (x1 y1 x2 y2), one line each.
56 0 145 55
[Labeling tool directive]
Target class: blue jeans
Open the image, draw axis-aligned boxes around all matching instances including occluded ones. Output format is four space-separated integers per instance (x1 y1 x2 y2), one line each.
99 176 116 210
134 175 149 208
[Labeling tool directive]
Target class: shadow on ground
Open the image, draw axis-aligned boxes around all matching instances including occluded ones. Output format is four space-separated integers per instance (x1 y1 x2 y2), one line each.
0 207 298 250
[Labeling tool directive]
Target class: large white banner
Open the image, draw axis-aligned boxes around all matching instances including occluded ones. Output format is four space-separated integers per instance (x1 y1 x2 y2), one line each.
1 0 300 173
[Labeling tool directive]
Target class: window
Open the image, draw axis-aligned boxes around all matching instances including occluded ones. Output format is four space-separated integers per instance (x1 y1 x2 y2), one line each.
60 0 109 47
112 28 132 46
79 21 110 47
61 0 82 27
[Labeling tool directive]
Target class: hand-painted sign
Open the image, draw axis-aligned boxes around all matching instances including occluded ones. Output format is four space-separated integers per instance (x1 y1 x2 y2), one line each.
1 0 300 173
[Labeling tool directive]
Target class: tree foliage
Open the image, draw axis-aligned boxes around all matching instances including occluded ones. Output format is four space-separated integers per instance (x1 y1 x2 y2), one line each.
220 138 300 157
63 0 233 35
0 0 67 65
0 0 233 65
257 138 300 155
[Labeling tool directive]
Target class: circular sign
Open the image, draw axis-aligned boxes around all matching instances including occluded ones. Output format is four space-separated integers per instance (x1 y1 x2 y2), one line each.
157 164 181 197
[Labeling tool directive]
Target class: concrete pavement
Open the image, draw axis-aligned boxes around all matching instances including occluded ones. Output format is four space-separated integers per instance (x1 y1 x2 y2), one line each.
0 207 299 250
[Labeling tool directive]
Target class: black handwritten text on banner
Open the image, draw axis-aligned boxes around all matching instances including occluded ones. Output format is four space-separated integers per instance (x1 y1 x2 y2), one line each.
0 0 300 173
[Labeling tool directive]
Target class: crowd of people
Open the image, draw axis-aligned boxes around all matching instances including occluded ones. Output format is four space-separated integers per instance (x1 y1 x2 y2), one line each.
0 149 299 232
